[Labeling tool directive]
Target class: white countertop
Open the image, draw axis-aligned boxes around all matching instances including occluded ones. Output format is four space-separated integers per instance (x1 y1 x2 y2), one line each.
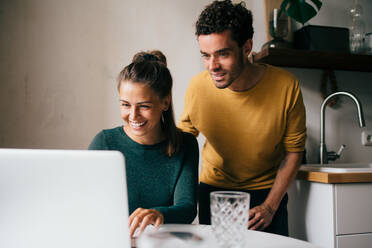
136 224 321 248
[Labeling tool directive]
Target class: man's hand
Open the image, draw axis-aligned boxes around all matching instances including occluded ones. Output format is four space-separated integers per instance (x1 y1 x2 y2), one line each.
128 208 164 238
248 203 275 231
248 152 303 231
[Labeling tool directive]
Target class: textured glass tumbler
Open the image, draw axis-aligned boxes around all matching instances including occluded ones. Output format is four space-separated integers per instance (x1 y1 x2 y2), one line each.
210 191 250 248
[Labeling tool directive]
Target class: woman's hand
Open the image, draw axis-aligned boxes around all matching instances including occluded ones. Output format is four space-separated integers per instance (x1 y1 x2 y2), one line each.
128 208 164 238
248 203 275 231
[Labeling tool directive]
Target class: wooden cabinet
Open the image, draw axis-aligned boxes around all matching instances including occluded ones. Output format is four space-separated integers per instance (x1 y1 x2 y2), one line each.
288 181 372 248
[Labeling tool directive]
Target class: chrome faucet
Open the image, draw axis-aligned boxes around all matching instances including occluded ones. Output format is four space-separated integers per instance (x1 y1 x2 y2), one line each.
320 91 365 164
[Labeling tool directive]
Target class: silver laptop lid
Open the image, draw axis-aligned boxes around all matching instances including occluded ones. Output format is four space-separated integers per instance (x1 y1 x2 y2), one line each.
0 149 130 248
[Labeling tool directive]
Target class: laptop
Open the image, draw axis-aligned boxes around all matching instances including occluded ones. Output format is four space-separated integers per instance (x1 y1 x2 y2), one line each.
0 149 130 248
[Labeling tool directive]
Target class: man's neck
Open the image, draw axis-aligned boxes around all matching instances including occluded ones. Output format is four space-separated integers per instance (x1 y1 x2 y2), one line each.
228 63 266 92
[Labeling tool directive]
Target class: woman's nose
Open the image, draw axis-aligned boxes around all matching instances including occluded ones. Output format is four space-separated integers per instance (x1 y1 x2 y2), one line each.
130 106 139 119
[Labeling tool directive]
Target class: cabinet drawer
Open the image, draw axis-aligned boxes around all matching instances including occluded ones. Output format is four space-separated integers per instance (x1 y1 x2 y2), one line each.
335 184 372 234
337 233 372 248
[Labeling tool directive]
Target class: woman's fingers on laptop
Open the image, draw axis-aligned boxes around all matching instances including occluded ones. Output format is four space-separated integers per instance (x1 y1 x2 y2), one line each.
129 208 164 237
138 213 158 234
129 207 143 226
154 214 163 227
129 214 141 237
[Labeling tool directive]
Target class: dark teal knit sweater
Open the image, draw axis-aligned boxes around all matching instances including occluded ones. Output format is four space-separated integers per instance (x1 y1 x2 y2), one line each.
88 126 199 224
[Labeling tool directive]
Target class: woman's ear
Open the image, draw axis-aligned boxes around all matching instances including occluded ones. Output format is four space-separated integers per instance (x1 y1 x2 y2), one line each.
162 95 171 111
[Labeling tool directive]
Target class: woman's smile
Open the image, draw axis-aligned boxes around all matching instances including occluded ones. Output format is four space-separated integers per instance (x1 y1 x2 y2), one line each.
129 120 147 129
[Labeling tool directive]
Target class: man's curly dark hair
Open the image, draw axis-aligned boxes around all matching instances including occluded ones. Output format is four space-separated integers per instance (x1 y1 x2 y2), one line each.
196 0 254 47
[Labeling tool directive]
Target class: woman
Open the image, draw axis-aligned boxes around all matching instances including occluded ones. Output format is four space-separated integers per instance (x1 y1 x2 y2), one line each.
89 50 199 237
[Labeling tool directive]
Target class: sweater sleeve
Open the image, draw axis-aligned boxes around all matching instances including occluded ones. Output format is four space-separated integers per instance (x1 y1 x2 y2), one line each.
88 131 109 150
178 80 200 137
153 133 199 223
283 80 307 152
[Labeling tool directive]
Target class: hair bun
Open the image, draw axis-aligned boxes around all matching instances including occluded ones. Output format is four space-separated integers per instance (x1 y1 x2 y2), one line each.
141 53 159 62
132 50 167 66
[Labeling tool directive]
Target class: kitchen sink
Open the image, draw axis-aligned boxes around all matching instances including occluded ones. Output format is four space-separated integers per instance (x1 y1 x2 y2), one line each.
300 163 372 173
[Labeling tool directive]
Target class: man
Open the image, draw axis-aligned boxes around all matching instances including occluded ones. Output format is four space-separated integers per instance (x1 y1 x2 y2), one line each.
178 0 306 236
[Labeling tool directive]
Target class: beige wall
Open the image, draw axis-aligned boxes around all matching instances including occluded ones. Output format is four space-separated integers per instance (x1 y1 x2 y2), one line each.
0 0 209 149
1 0 372 162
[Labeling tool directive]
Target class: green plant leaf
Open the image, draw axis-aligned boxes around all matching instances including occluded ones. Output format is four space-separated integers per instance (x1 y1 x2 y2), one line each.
287 1 317 24
280 0 322 25
278 0 290 18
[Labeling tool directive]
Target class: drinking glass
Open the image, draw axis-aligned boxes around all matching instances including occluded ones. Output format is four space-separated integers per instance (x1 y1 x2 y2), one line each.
349 0 366 53
210 191 250 248
365 32 372 55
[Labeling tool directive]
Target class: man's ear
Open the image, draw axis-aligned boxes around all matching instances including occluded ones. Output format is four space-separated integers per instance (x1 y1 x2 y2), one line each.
242 39 253 58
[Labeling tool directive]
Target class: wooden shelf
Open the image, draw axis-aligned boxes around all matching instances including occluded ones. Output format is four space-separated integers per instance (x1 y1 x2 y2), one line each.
254 48 372 72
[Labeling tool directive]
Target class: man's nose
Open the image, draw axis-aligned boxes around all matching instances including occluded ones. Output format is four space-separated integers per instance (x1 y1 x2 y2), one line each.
208 56 220 71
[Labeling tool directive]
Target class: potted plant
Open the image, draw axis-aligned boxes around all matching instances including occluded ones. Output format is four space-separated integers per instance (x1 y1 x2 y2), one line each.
279 0 349 53
279 0 322 25
261 0 322 50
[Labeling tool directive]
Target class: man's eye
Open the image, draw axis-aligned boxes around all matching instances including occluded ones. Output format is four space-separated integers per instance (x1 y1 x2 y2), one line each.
220 52 229 57
121 103 130 107
140 105 151 109
201 54 210 59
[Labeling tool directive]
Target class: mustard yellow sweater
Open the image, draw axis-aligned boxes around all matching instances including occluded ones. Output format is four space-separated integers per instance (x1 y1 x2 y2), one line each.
178 64 306 190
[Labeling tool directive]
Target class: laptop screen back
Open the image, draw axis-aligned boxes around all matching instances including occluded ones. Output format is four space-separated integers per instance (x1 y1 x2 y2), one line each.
0 149 130 248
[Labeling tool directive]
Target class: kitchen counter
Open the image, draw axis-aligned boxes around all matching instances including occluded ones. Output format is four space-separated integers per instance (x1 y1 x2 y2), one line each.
289 169 372 248
297 170 372 183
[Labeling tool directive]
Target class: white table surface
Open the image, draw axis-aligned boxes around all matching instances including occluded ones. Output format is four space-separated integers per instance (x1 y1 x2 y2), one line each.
136 224 322 248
